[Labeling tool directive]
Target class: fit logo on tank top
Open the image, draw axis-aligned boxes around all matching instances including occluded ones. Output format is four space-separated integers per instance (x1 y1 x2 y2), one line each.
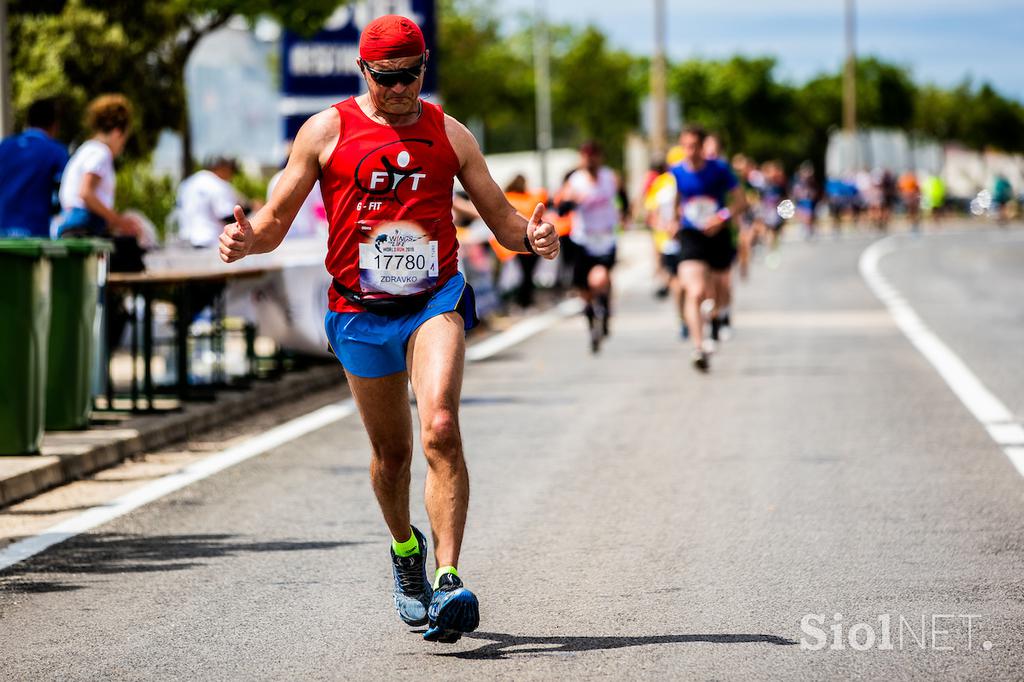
354 139 434 207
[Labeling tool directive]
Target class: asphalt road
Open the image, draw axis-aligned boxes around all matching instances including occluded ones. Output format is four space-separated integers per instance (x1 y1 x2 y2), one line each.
877 227 1024 418
1 225 1022 680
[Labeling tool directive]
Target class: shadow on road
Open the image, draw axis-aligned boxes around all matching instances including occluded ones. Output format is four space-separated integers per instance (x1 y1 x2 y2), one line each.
0 533 363 594
440 631 798 659
3 504 103 516
460 395 524 406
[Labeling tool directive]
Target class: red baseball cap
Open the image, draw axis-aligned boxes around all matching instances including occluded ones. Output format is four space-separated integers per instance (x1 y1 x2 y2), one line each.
359 15 425 62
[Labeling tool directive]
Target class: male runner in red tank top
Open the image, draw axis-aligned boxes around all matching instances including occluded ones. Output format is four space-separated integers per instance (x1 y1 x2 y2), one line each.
218 15 558 643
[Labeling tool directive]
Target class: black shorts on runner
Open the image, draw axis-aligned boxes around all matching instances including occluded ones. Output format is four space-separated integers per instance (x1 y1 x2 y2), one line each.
677 228 735 272
660 251 681 275
570 242 617 289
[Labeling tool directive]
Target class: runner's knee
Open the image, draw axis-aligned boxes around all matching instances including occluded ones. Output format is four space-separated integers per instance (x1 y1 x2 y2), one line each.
371 443 412 485
421 408 462 458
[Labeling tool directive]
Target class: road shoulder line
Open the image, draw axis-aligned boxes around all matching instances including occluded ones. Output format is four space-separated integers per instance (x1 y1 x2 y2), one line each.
859 235 1024 477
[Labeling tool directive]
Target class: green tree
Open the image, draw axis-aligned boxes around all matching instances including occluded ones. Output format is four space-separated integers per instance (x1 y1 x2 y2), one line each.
672 57 802 167
550 25 644 164
436 0 534 153
671 56 928 174
791 74 843 172
438 3 648 167
11 4 158 151
957 83 1024 152
912 84 963 141
10 0 339 175
865 59 916 129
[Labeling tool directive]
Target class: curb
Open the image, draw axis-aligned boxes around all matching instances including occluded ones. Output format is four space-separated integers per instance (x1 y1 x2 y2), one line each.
0 364 344 508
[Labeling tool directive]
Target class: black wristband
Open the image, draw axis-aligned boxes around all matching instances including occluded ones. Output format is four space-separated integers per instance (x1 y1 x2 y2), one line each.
523 235 537 255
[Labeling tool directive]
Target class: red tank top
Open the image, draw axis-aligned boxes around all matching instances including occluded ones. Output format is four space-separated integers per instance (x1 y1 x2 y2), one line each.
321 97 461 313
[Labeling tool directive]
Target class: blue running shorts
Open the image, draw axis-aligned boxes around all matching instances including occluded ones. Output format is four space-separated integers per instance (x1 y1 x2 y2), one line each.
324 273 478 378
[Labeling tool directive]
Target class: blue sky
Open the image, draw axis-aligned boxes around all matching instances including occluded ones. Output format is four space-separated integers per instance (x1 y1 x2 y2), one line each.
498 0 1024 101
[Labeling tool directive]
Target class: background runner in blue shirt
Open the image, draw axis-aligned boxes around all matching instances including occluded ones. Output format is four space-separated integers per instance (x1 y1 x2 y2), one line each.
0 98 68 238
669 125 746 372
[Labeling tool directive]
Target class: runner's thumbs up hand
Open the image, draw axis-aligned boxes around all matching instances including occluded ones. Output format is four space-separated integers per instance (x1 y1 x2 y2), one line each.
219 205 255 263
526 203 560 260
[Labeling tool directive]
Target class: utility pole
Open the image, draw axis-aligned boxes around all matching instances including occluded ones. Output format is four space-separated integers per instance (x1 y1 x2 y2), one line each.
843 0 857 133
0 0 13 136
533 0 553 191
650 0 668 161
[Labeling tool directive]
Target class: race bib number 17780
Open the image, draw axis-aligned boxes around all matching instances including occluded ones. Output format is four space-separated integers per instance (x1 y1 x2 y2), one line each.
358 222 439 296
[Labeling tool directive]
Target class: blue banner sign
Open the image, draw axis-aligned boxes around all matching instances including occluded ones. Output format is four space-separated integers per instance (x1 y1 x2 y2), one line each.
281 0 437 99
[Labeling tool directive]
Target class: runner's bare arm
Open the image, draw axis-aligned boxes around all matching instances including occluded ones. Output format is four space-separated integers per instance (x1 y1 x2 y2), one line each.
80 173 136 235
446 115 559 259
219 109 338 263
728 185 747 216
672 195 682 236
615 171 629 222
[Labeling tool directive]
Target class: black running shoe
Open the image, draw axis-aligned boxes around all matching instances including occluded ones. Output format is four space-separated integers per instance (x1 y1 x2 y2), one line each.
587 305 602 353
597 295 611 338
390 526 432 626
691 350 710 373
423 573 480 644
719 314 733 341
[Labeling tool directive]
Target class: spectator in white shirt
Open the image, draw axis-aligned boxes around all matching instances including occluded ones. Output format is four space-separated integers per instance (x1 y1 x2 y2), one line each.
56 94 145 350
176 157 246 248
56 94 140 239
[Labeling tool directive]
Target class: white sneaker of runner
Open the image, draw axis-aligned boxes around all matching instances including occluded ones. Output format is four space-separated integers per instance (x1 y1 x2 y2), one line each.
699 299 715 318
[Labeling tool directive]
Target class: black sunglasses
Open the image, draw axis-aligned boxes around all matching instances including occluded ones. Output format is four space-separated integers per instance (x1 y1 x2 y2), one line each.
360 56 425 87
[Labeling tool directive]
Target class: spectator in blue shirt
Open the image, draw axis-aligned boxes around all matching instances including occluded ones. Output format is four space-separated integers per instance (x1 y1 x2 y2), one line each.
0 98 69 238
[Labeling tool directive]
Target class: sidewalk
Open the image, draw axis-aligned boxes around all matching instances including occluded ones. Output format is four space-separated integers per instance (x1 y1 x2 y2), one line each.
0 364 344 508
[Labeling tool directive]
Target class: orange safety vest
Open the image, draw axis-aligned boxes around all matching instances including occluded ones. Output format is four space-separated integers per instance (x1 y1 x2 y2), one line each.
492 190 550 261
550 186 573 238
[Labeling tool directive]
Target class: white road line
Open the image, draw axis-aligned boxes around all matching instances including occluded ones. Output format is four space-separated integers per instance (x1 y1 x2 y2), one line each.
0 401 357 572
466 298 583 361
465 255 648 361
0 278 607 573
860 235 1024 477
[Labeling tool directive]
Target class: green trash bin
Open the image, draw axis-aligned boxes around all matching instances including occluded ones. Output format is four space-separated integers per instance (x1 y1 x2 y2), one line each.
46 238 114 430
0 239 67 454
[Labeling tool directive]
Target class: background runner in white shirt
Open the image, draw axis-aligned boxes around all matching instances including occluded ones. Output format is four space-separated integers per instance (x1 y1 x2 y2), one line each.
563 141 622 352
